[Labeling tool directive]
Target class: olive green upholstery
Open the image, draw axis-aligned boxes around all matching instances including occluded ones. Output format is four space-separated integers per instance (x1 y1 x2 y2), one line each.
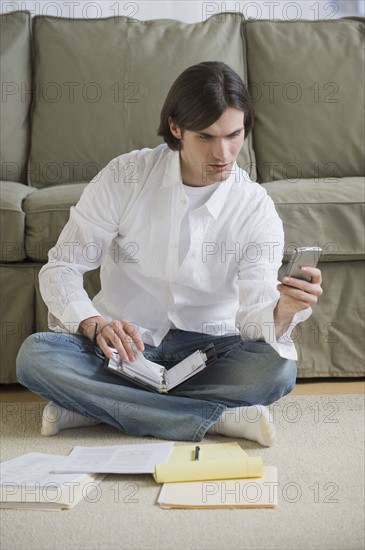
0 11 364 382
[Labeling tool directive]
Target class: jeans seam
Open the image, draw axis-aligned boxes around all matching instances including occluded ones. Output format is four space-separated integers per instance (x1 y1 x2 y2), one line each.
220 340 245 359
193 403 226 441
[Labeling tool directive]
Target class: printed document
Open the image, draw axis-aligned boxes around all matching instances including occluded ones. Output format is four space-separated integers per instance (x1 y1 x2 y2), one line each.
52 442 174 474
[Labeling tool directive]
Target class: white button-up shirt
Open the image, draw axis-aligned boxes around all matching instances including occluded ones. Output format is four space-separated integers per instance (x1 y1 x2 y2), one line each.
40 144 311 360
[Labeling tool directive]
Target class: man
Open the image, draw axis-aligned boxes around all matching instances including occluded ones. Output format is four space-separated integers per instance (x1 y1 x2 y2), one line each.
16 62 323 446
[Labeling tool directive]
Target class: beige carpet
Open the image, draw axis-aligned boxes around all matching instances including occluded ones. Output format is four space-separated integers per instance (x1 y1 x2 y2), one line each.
1 395 364 550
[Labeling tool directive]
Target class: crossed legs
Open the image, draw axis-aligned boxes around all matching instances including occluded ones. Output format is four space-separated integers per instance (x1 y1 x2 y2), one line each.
16 330 296 444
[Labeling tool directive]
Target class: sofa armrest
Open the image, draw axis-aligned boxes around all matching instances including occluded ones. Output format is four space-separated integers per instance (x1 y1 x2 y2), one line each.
0 181 36 262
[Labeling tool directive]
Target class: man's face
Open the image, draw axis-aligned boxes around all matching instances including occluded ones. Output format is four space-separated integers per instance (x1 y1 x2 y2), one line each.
169 107 245 187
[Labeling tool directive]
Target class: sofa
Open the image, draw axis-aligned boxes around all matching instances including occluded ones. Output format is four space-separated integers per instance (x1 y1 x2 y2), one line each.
1 10 364 383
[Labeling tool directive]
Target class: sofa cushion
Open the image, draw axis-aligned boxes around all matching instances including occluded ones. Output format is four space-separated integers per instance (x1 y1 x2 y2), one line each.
245 19 365 183
23 183 87 261
29 13 256 188
283 260 365 377
263 177 365 262
23 176 364 264
0 11 32 183
0 181 34 262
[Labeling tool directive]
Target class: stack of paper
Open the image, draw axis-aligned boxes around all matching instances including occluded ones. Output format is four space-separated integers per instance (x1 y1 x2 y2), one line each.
157 467 278 508
154 442 278 509
0 442 174 510
154 442 263 483
0 453 104 510
1 442 276 510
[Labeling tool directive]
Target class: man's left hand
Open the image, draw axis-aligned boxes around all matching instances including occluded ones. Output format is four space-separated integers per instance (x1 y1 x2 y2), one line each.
276 266 323 314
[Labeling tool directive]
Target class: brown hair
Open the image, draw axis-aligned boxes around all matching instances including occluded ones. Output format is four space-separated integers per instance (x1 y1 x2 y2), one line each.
158 61 254 150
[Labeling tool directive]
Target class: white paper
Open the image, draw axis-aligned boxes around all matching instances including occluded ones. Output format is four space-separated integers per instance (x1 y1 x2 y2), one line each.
52 442 174 474
107 347 209 392
0 453 91 487
122 350 165 384
165 350 206 389
1 453 103 509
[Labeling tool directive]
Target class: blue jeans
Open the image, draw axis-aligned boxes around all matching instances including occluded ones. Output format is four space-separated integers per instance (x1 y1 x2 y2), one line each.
16 330 296 441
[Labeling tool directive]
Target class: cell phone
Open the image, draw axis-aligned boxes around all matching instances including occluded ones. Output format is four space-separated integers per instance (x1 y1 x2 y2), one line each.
280 247 322 283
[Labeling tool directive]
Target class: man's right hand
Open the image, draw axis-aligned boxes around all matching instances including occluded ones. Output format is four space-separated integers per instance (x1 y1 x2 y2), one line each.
79 316 144 362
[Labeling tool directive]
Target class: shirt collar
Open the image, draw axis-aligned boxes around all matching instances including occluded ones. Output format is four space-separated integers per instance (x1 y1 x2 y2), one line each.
203 168 235 219
161 148 182 189
161 149 237 219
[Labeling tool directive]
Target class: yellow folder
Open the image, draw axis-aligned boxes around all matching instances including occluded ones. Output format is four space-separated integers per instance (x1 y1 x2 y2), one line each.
154 442 263 483
157 466 278 508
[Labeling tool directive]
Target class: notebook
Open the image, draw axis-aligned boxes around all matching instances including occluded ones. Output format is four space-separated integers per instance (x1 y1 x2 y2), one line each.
154 442 264 483
157 466 278 508
104 343 217 393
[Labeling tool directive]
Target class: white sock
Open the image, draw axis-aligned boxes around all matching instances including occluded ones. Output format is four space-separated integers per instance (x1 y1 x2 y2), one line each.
41 402 101 436
207 405 275 447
